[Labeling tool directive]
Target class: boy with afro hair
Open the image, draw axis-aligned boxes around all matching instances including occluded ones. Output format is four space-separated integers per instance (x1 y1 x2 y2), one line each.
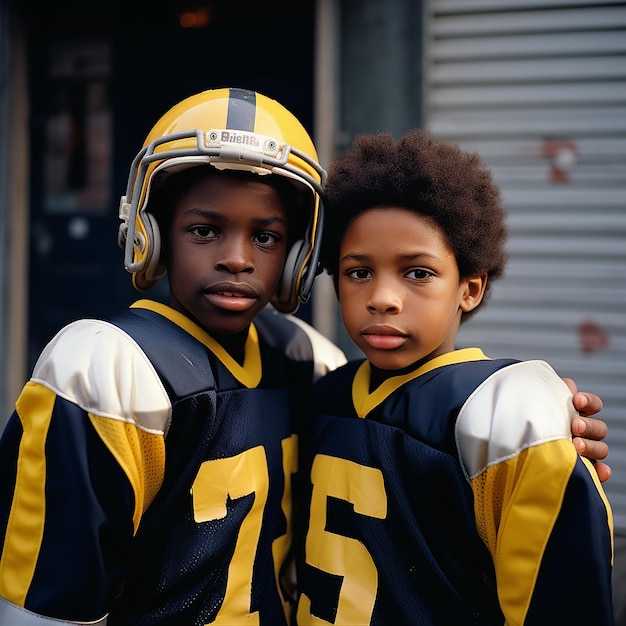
296 129 614 625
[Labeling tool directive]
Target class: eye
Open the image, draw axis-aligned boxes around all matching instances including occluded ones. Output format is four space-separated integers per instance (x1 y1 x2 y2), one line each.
189 225 218 239
406 268 434 280
346 267 373 280
253 231 281 247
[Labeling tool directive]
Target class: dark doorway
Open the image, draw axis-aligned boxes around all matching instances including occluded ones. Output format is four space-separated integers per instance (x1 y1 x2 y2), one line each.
24 0 316 367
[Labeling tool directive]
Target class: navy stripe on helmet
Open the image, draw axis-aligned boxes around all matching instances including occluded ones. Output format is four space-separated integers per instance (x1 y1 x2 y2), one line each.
226 88 256 131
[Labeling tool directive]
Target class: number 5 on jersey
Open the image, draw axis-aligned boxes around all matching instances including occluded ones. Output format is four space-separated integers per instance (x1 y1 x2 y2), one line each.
298 455 387 625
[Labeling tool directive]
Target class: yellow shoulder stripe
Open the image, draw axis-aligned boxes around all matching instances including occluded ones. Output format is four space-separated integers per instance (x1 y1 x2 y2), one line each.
0 383 55 605
473 440 575 624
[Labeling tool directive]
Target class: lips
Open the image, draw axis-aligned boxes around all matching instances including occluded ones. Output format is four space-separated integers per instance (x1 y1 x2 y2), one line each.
361 324 407 350
203 282 259 311
205 281 258 298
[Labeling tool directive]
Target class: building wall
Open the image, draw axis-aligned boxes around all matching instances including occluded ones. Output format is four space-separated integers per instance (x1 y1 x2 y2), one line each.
0 1 29 424
423 0 626 530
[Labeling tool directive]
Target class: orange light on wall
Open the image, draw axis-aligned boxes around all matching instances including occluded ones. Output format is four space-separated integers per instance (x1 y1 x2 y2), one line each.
180 5 211 29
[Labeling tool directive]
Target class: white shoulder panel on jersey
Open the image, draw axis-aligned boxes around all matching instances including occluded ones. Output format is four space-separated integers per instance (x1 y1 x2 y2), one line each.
284 314 347 381
0 595 107 626
455 360 576 481
30 319 171 434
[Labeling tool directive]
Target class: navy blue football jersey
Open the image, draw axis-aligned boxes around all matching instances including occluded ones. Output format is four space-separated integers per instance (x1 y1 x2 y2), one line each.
296 348 614 625
0 299 345 626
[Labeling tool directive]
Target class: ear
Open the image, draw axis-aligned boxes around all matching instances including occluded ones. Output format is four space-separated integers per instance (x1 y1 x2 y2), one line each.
459 273 488 314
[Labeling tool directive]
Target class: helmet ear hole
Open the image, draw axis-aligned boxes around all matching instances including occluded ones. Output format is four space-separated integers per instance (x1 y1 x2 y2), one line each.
134 212 167 290
273 240 307 313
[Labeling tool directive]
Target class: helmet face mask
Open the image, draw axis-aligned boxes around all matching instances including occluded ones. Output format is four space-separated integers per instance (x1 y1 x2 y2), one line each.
118 87 326 313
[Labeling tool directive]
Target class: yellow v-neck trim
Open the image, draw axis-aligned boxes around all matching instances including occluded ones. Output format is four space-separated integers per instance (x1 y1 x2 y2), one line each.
352 348 489 418
130 299 262 388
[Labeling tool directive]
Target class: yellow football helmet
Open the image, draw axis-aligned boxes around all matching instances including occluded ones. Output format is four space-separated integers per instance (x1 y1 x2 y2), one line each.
118 87 326 313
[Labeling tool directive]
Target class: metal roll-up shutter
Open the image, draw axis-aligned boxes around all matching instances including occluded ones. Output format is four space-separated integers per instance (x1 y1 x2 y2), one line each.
424 0 626 529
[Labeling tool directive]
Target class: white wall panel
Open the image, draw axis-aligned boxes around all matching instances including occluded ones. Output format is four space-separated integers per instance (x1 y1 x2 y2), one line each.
425 0 626 530
432 7 626 35
432 31 626 59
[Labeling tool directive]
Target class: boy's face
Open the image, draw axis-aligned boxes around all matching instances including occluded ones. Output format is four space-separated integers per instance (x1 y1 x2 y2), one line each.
338 207 482 371
166 171 289 336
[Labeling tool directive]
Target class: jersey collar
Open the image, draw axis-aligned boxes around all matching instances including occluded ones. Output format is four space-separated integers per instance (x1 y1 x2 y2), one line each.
130 299 262 388
352 348 489 418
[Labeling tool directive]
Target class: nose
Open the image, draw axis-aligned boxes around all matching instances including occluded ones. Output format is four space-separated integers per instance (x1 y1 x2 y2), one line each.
215 236 254 274
366 278 402 314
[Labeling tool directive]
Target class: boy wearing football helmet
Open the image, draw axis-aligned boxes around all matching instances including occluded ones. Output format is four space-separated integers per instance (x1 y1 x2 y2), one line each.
0 87 345 625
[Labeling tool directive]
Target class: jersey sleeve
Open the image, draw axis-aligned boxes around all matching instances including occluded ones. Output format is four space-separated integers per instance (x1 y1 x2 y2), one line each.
0 319 171 624
455 360 614 625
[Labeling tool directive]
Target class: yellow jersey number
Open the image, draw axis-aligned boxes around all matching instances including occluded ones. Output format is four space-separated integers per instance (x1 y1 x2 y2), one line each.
297 454 387 625
190 435 297 625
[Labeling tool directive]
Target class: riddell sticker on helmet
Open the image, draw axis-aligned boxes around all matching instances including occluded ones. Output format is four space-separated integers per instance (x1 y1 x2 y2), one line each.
206 130 281 157
216 131 262 148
